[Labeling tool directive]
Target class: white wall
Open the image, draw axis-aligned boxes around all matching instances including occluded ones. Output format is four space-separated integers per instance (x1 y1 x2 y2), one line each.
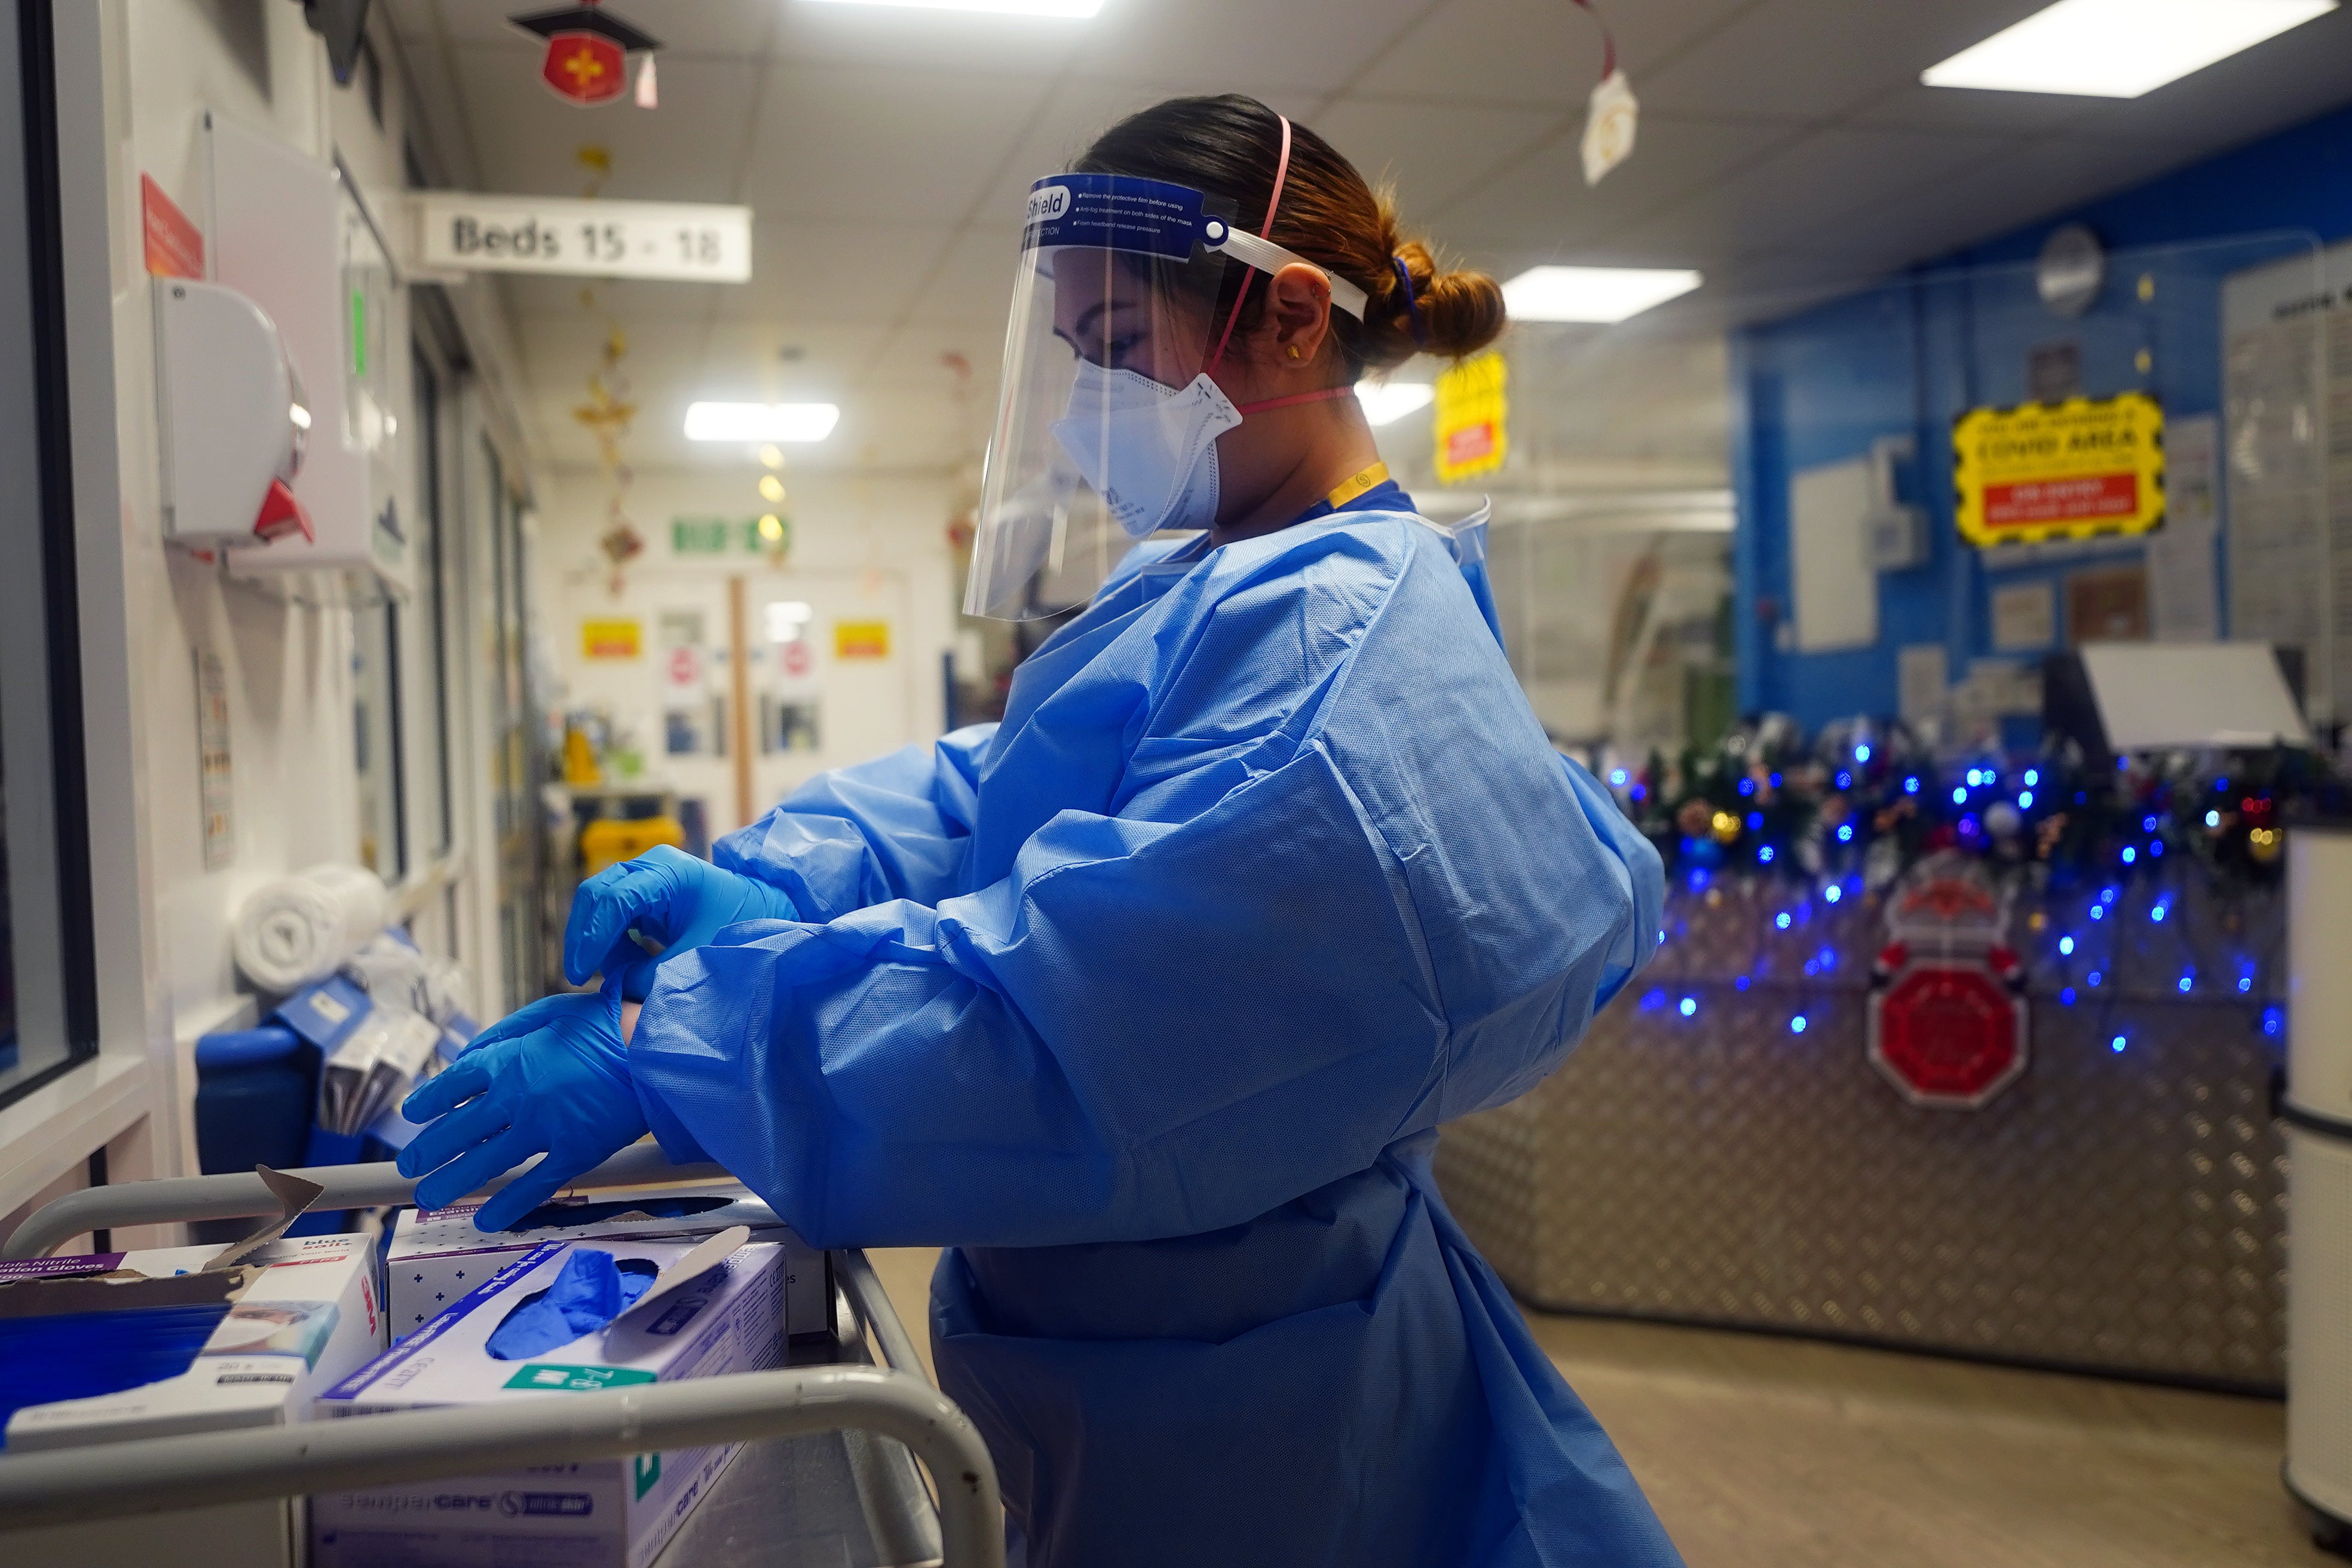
16 0 534 1202
537 464 960 838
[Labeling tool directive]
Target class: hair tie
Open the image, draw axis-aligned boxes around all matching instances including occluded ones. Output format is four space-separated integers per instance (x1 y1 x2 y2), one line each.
1392 255 1428 348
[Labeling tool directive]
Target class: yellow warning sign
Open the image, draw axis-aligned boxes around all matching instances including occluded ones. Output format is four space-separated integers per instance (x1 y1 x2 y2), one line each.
580 618 642 659
1953 393 2164 548
1433 351 1508 485
834 620 891 660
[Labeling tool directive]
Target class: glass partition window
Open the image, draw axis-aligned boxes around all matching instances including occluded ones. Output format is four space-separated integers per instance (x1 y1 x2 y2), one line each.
0 0 98 1110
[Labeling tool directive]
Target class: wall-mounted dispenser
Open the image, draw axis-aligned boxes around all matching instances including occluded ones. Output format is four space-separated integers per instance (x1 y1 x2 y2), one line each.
1860 433 1928 571
153 276 313 546
204 112 411 597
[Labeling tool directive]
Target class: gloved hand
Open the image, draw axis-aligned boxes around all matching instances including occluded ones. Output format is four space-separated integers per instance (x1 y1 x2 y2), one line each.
563 844 798 995
397 988 648 1232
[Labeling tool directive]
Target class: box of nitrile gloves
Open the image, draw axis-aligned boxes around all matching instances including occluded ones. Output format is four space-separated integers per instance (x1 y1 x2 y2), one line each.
312 1237 783 1568
385 1182 829 1343
0 1233 384 1566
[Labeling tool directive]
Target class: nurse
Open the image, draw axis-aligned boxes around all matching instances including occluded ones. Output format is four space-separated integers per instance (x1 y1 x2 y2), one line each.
402 94 1680 1568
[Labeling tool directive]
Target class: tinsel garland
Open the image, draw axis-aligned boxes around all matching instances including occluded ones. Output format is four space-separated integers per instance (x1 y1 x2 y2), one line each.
1607 716 2348 895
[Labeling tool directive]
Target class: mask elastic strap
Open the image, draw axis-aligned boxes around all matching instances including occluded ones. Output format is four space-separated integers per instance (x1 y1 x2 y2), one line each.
1234 385 1355 416
1207 113 1294 374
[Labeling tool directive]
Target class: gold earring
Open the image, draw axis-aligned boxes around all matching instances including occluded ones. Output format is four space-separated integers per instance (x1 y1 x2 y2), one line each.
1287 345 1303 361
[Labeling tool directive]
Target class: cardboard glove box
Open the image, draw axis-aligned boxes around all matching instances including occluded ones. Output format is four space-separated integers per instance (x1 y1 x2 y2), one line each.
313 1236 785 1568
0 1232 385 1566
387 1183 830 1345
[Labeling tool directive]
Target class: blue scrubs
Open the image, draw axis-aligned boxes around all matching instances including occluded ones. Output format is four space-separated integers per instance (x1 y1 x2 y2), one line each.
629 491 1679 1567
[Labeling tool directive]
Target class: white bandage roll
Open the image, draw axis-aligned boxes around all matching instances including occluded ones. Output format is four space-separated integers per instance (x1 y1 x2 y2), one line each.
231 863 391 994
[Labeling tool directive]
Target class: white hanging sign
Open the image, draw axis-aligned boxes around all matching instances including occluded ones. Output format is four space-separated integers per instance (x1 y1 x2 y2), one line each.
410 192 752 282
1582 69 1640 186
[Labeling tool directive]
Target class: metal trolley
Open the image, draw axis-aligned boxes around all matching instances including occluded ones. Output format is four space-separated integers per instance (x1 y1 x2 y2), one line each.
0 1147 1003 1568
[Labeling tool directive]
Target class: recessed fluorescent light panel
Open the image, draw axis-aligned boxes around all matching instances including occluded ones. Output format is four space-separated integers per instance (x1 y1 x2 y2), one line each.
804 0 1104 16
1356 381 1435 426
1923 0 2336 98
684 402 840 443
1502 266 1703 324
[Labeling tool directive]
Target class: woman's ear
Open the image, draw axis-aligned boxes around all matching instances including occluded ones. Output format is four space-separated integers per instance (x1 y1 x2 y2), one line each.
1263 262 1334 369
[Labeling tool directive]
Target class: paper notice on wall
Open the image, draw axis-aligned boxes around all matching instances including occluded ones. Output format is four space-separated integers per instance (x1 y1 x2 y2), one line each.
2146 413 2220 642
2222 241 2350 722
1791 457 1877 651
1898 643 1948 727
195 649 234 870
1990 580 2056 652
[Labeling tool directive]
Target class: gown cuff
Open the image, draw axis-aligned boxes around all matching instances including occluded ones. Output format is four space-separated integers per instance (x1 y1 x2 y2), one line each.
629 1017 713 1165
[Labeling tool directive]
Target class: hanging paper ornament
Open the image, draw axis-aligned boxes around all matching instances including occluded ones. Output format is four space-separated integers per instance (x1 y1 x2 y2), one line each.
1866 852 2028 1109
1566 0 1637 185
509 4 662 108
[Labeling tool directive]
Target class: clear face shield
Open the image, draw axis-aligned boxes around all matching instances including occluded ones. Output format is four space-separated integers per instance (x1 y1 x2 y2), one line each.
964 170 1368 621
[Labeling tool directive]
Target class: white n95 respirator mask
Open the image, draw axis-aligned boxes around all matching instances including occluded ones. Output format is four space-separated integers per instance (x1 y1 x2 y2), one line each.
1051 363 1244 540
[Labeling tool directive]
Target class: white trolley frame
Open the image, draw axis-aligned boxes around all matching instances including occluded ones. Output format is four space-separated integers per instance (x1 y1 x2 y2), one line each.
0 1147 1003 1568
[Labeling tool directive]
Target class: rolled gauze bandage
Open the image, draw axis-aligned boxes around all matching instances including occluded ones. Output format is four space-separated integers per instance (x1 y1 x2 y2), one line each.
231 863 391 994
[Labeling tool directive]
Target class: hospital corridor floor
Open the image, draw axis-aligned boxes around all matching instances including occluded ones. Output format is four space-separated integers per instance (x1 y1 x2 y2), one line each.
865 1248 2317 1566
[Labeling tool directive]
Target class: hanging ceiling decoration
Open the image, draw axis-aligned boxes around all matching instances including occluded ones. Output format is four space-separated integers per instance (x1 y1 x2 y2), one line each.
509 2 662 108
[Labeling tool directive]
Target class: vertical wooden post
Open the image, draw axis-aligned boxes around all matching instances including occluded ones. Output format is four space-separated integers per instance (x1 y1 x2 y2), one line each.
728 574 753 832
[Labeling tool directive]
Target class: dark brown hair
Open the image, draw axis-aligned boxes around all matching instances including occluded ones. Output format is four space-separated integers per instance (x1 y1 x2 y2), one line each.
1076 94 1506 377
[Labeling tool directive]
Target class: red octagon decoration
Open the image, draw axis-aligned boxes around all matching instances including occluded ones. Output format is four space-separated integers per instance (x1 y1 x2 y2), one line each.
542 31 626 105
1869 963 2027 1108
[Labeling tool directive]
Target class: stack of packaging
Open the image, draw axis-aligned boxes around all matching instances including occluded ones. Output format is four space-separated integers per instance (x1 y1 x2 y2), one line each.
0 1172 816 1564
312 1235 786 1568
0 1227 384 1565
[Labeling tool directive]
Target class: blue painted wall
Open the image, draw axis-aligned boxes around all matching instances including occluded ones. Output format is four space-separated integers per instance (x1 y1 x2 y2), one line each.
1734 101 2352 730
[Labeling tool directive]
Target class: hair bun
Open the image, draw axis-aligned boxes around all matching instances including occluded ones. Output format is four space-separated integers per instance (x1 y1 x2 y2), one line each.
1367 233 1503 369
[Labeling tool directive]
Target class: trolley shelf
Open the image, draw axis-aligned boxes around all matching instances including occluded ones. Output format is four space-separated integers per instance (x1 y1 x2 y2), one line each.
0 1153 1002 1568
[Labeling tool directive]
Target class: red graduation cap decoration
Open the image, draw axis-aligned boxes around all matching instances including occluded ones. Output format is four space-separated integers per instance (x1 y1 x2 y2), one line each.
509 3 661 107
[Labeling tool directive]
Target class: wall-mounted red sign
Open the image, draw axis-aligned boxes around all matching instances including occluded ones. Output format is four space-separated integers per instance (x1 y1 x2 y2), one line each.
140 174 204 280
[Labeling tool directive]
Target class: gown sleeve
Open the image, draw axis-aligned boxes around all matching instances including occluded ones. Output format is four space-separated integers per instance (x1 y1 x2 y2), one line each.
710 723 993 919
630 528 1661 1250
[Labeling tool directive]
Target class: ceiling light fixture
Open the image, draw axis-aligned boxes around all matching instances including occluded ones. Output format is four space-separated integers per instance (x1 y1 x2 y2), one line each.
1923 0 2336 97
685 402 840 443
1501 265 1702 323
1356 381 1435 426
804 0 1104 16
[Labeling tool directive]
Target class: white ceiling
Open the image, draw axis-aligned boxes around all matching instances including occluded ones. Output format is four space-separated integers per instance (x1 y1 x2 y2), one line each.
384 0 2352 478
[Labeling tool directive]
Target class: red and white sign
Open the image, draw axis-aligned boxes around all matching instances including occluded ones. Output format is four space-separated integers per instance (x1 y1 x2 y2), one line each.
664 645 702 692
781 640 814 679
542 32 627 105
1866 853 2029 1109
1981 474 2138 528
140 174 204 280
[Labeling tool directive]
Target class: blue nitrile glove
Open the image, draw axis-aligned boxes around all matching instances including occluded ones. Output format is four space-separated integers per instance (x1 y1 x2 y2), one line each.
484 1247 653 1359
396 987 648 1233
563 844 798 996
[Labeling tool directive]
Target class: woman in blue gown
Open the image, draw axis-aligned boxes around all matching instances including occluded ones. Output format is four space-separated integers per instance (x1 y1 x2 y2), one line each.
402 94 1679 1568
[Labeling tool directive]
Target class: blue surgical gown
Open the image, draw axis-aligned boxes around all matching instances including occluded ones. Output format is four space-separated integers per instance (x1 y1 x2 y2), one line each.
629 506 1679 1568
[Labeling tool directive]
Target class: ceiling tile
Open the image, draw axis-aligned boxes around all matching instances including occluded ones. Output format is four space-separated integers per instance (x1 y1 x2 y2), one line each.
396 0 785 51
766 2 1094 76
739 63 1055 224
1068 0 1435 96
1429 114 1799 261
1607 124 2020 268
2057 12 2352 147
969 79 1333 229
1352 0 1751 111
715 219 954 324
1308 96 1564 229
454 45 761 203
1639 0 2051 125
903 223 1024 330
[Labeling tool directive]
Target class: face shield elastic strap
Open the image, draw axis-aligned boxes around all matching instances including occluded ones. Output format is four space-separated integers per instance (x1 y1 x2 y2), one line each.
1203 115 1368 372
